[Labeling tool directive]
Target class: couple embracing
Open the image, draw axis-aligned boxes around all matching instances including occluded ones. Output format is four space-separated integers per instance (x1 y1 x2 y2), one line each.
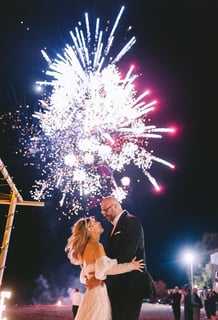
65 196 156 320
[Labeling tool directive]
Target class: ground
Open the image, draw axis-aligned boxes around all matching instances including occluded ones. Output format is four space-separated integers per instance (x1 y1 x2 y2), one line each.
4 303 211 320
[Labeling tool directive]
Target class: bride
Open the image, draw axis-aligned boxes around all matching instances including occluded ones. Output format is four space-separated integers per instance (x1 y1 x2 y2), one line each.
65 216 144 320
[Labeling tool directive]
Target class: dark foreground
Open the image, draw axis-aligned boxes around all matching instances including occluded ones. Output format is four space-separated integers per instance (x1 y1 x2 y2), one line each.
4 303 210 320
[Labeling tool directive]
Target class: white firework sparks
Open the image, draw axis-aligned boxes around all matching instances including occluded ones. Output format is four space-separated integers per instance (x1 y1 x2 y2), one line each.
27 6 175 215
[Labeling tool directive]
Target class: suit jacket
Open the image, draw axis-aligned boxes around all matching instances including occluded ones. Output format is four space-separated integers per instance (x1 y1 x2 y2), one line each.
105 210 156 299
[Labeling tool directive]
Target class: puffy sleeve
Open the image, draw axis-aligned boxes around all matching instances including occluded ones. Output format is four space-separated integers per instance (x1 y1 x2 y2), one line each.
95 256 134 280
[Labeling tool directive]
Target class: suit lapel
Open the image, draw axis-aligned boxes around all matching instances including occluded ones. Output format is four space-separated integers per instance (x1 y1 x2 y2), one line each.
110 211 127 237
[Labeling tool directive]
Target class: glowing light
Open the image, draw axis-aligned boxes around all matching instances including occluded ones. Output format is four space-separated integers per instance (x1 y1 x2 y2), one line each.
64 154 77 167
34 84 43 93
185 253 194 264
56 300 62 306
153 184 163 194
168 126 178 136
0 291 11 320
121 176 130 187
8 6 175 216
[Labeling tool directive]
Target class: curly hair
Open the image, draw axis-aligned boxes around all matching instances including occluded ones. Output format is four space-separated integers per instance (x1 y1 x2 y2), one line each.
65 217 93 265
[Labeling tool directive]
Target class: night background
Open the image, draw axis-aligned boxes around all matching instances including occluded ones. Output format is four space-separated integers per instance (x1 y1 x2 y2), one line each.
0 0 218 305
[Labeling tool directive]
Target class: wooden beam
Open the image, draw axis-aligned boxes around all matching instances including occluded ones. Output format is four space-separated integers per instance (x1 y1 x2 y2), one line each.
0 193 11 200
0 193 17 287
0 159 23 202
0 199 44 207
0 158 45 290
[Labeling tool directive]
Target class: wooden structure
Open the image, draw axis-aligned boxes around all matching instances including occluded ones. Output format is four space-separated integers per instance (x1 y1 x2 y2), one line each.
0 158 44 288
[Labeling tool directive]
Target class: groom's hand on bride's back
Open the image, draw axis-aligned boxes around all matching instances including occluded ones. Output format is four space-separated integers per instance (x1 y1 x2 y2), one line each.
85 272 104 290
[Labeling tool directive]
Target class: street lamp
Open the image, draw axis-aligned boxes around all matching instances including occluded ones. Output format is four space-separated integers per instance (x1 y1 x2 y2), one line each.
185 252 194 288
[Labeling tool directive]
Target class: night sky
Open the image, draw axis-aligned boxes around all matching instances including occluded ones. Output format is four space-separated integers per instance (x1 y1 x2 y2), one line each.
0 0 218 305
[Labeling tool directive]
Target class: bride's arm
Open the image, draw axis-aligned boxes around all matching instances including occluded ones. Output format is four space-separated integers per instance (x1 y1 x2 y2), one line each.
105 260 134 275
105 256 144 275
95 255 144 280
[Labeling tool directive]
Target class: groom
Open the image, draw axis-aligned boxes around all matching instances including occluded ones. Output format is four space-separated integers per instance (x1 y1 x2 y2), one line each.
94 196 156 320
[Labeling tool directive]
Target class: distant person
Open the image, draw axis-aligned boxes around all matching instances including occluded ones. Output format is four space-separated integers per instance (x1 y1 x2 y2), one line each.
87 196 156 320
65 216 144 320
170 286 182 320
207 289 218 320
71 288 82 318
201 286 210 319
191 287 203 320
182 285 193 320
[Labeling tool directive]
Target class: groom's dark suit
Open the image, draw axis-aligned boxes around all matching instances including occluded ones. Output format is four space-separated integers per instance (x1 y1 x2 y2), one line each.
105 210 156 320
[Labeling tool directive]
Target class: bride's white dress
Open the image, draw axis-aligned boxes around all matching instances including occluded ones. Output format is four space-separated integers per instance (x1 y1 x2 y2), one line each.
75 256 134 320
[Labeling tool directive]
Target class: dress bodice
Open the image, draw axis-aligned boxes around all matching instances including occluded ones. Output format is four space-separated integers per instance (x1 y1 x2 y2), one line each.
80 256 117 283
80 255 134 284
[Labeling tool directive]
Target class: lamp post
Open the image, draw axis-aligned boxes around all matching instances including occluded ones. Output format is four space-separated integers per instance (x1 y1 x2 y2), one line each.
185 252 194 288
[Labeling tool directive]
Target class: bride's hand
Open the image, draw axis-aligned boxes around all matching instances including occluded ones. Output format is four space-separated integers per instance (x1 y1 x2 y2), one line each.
131 257 145 272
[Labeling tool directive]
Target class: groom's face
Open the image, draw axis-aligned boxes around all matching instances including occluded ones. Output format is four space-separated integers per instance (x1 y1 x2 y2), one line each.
101 200 117 223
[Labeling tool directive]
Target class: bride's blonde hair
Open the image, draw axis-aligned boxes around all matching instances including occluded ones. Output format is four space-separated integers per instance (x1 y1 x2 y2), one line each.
65 217 93 265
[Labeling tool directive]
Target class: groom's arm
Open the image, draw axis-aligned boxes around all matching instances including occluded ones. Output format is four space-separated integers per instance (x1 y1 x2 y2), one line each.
85 272 104 290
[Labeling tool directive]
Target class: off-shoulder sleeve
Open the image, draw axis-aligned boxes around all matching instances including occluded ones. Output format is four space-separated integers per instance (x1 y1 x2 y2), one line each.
79 266 86 284
95 256 134 280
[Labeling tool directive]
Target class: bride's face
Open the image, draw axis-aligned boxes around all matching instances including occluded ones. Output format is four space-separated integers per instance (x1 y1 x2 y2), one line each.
89 219 104 235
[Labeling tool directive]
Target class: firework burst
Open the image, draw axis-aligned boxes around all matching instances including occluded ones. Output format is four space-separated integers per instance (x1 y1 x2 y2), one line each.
22 6 175 216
